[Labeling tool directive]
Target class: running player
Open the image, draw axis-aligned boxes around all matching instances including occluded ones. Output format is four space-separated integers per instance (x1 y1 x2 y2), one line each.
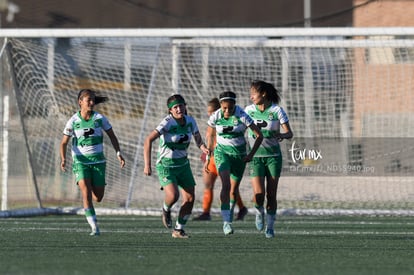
60 89 126 236
194 98 248 221
143 94 209 238
205 91 263 235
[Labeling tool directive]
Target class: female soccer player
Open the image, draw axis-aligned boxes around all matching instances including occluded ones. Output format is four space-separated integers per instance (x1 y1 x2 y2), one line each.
245 80 293 238
205 91 263 235
60 89 126 236
194 98 248 221
143 94 209 238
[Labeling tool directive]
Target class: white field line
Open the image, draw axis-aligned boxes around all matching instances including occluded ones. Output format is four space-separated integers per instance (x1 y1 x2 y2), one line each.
3 207 414 218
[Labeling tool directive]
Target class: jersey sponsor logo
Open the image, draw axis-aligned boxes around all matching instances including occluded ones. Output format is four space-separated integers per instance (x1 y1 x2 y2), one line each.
222 126 234 133
177 134 189 143
256 119 268 128
83 128 95 138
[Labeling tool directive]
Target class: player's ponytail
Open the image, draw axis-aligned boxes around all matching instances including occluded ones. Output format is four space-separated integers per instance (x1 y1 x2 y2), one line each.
251 80 281 104
78 89 108 105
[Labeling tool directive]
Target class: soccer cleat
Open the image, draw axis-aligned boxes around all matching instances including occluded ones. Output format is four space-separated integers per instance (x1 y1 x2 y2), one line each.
235 207 248 221
255 212 264 231
172 229 190 239
162 209 172 229
193 212 212 221
265 228 275 238
223 222 234 235
90 226 100 236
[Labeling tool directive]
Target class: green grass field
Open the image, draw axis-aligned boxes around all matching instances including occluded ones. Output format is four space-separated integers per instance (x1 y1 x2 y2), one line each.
1 214 414 275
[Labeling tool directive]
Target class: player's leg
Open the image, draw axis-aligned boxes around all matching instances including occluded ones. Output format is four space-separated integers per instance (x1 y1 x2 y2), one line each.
229 177 241 222
218 169 234 235
250 157 266 231
264 155 282 238
78 178 100 235
264 176 279 238
156 165 179 229
161 183 179 229
91 163 106 202
193 169 216 221
172 185 194 238
235 194 248 221
74 163 100 235
172 164 196 238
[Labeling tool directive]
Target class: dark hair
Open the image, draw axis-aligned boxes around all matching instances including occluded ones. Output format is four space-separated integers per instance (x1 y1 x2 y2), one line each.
77 89 108 105
208 97 220 111
250 80 281 104
219 91 236 102
167 94 186 108
166 94 187 115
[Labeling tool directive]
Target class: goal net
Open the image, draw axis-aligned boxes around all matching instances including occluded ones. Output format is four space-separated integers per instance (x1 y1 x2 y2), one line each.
1 28 414 216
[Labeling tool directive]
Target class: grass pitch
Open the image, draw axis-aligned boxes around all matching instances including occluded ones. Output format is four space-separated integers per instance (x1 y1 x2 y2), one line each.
0 214 414 275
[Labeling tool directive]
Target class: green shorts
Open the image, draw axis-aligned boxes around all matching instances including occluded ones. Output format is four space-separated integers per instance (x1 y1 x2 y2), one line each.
73 162 106 186
156 162 196 189
214 151 246 182
249 155 282 178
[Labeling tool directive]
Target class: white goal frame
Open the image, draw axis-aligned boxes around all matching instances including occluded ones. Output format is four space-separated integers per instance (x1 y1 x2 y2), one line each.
1 27 414 217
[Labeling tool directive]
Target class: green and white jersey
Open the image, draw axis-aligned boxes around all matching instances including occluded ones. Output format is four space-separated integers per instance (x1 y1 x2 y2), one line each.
155 114 200 168
207 105 254 156
245 104 289 157
63 111 112 165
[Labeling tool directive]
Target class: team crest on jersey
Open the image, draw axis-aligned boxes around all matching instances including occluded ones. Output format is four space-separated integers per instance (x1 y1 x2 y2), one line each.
268 113 275 121
232 117 238 125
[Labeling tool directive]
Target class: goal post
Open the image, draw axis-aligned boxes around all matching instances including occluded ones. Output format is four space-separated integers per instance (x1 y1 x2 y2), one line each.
1 28 414 217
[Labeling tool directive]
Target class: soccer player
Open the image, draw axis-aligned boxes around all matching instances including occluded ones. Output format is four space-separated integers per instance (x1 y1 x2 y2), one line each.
60 89 126 236
143 94 209 238
245 80 293 238
194 97 248 221
205 91 263 235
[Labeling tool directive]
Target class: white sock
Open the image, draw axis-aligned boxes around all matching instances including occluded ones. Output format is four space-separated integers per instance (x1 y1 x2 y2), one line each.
221 209 231 223
266 213 276 230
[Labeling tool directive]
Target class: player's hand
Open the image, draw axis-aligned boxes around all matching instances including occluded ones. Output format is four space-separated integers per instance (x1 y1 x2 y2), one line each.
117 155 126 168
144 165 152 176
60 160 66 172
203 161 210 174
200 152 207 163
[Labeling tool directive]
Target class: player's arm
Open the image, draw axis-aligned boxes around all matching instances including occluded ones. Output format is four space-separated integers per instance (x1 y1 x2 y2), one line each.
278 122 293 141
60 135 70 172
105 128 125 168
204 126 216 173
143 130 160 176
193 131 209 155
244 123 263 163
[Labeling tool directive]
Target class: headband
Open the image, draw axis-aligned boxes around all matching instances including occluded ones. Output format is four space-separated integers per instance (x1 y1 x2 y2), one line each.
168 99 186 109
219 96 236 102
